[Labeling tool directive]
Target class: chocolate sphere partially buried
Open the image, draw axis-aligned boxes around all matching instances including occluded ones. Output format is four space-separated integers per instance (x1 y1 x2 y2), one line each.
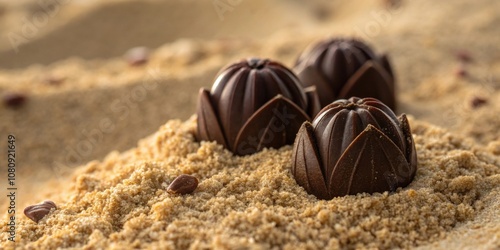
196 58 321 156
294 38 396 110
291 97 417 199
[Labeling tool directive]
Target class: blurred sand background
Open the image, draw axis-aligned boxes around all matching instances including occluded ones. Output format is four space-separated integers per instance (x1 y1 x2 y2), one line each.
0 0 498 248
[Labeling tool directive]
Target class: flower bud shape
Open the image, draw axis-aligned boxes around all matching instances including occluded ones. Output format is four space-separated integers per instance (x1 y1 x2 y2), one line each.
294 38 396 110
292 97 416 199
196 58 321 155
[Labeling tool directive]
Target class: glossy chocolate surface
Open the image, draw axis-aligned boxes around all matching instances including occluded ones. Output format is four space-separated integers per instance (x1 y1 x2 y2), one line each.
292 97 417 199
294 38 396 110
196 58 320 155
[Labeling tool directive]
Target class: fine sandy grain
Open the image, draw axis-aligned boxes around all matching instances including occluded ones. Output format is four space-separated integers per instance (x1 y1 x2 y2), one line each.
2 118 499 249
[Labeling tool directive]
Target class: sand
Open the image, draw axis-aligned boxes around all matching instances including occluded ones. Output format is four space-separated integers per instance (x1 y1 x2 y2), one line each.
0 0 499 249
2 118 499 249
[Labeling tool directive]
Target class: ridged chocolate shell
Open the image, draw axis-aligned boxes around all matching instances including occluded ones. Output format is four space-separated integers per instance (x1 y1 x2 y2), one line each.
210 58 309 150
196 88 228 148
234 95 310 155
294 38 395 109
291 97 417 199
291 122 329 199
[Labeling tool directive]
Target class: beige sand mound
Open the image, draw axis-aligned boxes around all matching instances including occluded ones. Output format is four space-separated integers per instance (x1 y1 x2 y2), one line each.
2 118 499 249
0 0 317 69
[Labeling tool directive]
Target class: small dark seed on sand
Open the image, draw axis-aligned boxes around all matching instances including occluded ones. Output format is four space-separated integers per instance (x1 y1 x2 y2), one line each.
455 65 467 77
456 50 472 63
471 96 487 108
3 93 27 108
24 200 57 223
167 174 199 195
